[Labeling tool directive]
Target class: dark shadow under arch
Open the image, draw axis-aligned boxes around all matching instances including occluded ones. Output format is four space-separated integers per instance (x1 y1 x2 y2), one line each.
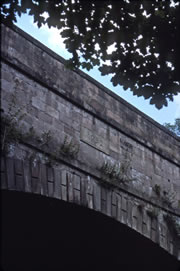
1 190 180 270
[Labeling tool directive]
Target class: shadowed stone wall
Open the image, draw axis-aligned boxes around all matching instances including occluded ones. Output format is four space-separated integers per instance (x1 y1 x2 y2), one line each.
1 23 180 261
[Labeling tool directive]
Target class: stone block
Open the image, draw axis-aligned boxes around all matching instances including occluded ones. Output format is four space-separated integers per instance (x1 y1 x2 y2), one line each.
32 97 45 111
45 104 59 119
14 159 23 176
93 182 101 211
48 182 54 197
31 177 41 194
122 196 127 211
101 187 107 214
80 126 110 155
137 209 143 233
159 224 167 250
61 185 67 201
86 176 93 195
80 178 87 207
23 160 31 193
111 192 117 219
67 172 73 202
61 170 67 186
73 174 80 190
31 163 39 178
87 194 93 209
40 164 48 196
38 111 53 125
54 169 61 199
6 158 15 190
112 191 117 205
101 187 106 201
47 167 53 183
74 189 80 204
106 190 112 217
85 176 94 209
143 212 151 238
151 227 158 243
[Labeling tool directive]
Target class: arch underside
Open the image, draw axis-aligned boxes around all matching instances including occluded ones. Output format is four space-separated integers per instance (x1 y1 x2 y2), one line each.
1 190 180 270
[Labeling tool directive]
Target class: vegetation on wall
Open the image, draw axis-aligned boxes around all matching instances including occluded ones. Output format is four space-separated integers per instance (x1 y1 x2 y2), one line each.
1 92 79 165
100 151 133 187
1 92 26 154
60 135 79 159
153 184 161 197
152 183 177 208
147 208 158 219
162 190 177 208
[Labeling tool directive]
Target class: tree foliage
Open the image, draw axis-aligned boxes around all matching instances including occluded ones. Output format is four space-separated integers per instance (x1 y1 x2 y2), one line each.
1 0 180 109
164 118 180 136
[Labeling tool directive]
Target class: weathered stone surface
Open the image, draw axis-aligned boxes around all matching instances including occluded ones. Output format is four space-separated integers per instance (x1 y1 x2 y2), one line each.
1 22 180 261
101 187 107 214
67 172 73 202
14 159 24 191
54 168 61 199
2 23 180 166
23 160 31 193
61 170 67 201
80 126 109 155
93 181 101 211
40 164 48 196
111 191 117 218
86 176 93 209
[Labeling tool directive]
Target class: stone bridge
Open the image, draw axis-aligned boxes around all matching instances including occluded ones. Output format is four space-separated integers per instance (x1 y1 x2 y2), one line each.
1 23 180 269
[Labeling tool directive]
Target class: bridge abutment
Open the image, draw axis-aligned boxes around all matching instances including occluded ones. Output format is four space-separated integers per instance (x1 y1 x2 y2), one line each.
1 22 180 266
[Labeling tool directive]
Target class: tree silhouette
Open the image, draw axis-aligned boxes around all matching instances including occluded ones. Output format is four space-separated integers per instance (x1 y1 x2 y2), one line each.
164 118 180 136
1 0 180 109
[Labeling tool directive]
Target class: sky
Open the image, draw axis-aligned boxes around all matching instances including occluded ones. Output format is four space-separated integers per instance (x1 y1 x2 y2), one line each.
15 13 180 126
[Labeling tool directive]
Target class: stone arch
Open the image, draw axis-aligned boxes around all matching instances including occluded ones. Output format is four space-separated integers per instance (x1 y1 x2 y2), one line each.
1 156 180 263
1 21 180 270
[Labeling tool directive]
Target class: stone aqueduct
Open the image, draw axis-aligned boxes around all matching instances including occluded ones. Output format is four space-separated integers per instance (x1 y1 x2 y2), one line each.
1 23 180 264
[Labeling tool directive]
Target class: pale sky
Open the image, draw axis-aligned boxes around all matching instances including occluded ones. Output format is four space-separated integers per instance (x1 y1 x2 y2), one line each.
15 13 180 125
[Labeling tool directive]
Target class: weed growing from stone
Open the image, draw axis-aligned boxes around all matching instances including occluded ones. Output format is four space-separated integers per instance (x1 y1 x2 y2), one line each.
153 184 161 197
60 135 79 159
